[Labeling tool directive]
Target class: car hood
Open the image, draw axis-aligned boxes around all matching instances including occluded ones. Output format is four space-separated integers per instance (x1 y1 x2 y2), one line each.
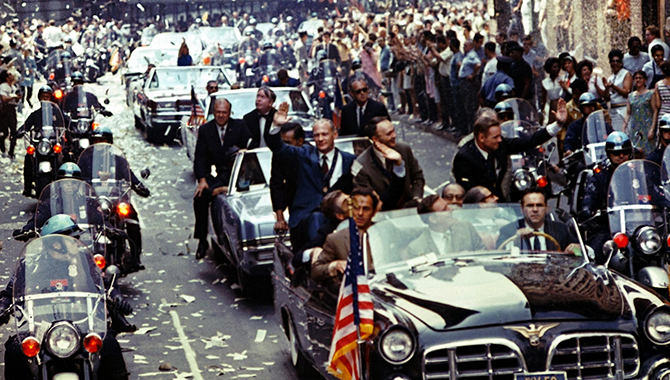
373 255 628 331
232 190 277 239
145 89 206 102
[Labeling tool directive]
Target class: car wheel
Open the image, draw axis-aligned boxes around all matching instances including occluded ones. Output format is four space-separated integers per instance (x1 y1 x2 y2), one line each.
236 265 254 296
134 116 143 130
210 237 231 265
144 125 160 144
288 315 310 377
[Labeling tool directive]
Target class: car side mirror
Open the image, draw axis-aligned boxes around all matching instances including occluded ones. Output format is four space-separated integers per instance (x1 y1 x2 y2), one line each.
140 168 151 179
603 240 619 268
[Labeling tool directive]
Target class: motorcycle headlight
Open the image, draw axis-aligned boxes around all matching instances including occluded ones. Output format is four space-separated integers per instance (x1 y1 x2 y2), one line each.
37 140 52 155
635 226 662 255
646 307 670 345
79 138 90 149
77 120 88 132
45 321 80 358
379 327 415 364
38 161 52 173
98 196 112 213
512 169 533 192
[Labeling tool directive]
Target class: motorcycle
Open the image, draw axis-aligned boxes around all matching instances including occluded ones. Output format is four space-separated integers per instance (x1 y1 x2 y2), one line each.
9 234 111 379
256 49 283 87
78 143 136 275
83 47 101 83
237 48 258 88
46 50 73 93
605 159 670 299
22 101 67 198
309 58 340 120
64 86 99 161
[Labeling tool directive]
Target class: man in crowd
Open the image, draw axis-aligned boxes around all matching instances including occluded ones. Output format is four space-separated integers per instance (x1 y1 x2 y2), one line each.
452 99 567 200
497 188 579 252
563 93 613 154
507 41 533 100
193 99 251 259
646 25 670 61
340 77 390 136
647 114 670 165
313 31 340 64
295 31 309 82
206 80 219 95
243 87 276 148
623 36 650 74
271 123 305 234
456 39 481 136
352 117 425 210
442 183 466 207
479 56 515 108
481 41 498 86
268 69 300 87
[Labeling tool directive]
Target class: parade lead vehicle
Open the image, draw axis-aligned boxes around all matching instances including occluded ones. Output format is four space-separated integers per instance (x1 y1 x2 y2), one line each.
274 205 670 380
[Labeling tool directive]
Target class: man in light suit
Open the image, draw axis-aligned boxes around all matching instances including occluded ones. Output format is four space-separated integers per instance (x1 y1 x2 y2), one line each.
243 87 276 148
294 31 309 82
193 98 252 259
406 195 486 258
311 187 378 289
496 188 580 253
267 112 355 252
352 117 425 210
339 77 390 136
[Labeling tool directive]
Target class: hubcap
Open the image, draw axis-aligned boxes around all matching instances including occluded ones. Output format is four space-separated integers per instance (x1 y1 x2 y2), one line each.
289 320 299 366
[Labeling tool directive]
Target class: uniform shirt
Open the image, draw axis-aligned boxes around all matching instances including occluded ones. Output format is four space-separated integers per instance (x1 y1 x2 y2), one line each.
449 51 464 87
480 71 515 104
458 49 481 79
481 57 498 87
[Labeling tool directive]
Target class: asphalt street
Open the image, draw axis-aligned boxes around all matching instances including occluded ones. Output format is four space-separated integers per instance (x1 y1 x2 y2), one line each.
0 73 456 379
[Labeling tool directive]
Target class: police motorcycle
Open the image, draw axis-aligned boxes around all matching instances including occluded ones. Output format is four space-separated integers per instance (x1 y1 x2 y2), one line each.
46 50 73 95
255 44 283 87
270 27 296 69
82 47 101 82
601 159 670 299
236 34 260 88
77 143 144 276
1 233 129 380
308 57 341 120
21 101 68 199
62 80 112 161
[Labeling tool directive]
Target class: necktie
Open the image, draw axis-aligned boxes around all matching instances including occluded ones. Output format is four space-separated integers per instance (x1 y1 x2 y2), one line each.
486 153 496 175
533 232 541 251
219 126 226 145
321 155 329 176
443 231 452 255
259 114 267 147
358 106 363 128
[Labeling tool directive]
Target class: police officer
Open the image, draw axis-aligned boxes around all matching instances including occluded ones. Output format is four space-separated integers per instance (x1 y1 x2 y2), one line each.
495 101 515 123
564 93 614 154
61 71 112 117
647 114 670 165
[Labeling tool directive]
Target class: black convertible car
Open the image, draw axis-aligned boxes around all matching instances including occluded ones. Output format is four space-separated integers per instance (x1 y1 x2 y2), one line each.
273 205 670 380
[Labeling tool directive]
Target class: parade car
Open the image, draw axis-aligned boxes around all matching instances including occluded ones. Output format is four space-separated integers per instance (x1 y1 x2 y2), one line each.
197 26 242 66
131 66 231 143
181 87 315 162
273 205 670 380
209 137 370 295
122 46 178 106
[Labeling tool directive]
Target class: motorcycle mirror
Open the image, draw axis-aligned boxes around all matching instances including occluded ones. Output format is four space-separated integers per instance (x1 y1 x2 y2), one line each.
104 99 110 105
603 240 619 268
140 168 151 179
105 265 121 276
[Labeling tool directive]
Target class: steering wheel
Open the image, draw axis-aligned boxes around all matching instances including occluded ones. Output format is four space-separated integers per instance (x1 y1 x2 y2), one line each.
497 230 561 252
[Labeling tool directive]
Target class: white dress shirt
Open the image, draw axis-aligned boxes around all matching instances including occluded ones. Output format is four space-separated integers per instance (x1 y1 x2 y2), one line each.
320 148 343 188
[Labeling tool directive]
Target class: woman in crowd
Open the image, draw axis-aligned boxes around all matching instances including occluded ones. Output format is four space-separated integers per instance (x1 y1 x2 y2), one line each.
651 61 670 142
605 49 632 132
540 57 563 124
625 70 655 154
575 60 607 102
558 55 578 98
0 70 20 158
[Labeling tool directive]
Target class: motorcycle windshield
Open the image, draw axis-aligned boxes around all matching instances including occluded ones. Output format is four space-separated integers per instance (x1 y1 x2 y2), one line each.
35 179 104 249
661 146 670 184
260 51 281 70
12 235 106 338
582 110 609 165
319 59 338 83
607 160 668 235
77 143 132 198
500 120 539 139
47 50 62 69
41 101 55 129
505 98 539 125
75 87 91 119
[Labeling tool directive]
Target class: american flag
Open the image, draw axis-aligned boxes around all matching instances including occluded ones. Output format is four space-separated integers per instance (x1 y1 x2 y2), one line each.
327 219 374 380
188 86 206 126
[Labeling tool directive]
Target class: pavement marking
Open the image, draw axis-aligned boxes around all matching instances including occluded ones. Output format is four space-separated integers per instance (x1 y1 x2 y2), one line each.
163 298 204 380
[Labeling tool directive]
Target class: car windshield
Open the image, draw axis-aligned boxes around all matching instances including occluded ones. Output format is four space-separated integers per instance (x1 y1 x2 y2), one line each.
126 48 178 73
149 32 204 57
365 205 573 272
149 67 230 91
198 27 240 45
209 90 309 119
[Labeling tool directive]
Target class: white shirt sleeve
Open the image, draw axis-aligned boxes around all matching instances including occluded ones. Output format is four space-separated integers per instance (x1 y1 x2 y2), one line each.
546 122 562 137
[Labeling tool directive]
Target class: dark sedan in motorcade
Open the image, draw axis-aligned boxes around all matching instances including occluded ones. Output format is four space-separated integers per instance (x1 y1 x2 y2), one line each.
274 204 670 380
121 46 178 106
132 66 231 143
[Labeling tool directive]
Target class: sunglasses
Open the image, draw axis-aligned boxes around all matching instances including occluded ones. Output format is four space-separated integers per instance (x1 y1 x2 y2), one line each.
208 86 219 91
443 193 464 200
354 87 369 94
610 150 631 156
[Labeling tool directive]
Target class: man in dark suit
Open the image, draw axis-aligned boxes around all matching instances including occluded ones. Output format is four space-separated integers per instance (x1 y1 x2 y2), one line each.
452 99 567 200
268 69 301 87
312 31 340 63
339 77 390 136
352 117 425 210
193 98 252 259
496 188 580 253
270 123 305 233
268 113 356 251
243 87 276 148
311 188 378 289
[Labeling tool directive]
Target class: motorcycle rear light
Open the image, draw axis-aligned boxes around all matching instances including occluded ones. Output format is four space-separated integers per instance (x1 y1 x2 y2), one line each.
21 337 40 357
319 91 326 99
594 166 602 174
53 143 62 153
538 146 545 153
613 232 629 249
93 254 106 269
48 72 55 80
117 202 131 217
666 235 670 247
239 58 245 64
203 56 211 65
536 176 548 188
54 89 63 99
262 75 269 83
83 333 103 353
92 122 99 130
26 145 35 155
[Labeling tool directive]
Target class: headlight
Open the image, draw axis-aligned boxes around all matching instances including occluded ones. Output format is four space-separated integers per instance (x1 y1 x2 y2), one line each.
379 327 415 364
77 120 89 132
512 169 533 191
98 196 112 213
46 322 80 358
37 140 52 155
635 226 662 255
646 307 670 345
79 138 90 149
38 161 52 173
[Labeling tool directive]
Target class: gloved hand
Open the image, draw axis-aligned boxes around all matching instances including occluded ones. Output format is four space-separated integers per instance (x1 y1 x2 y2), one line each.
134 183 150 198
113 295 133 315
107 228 128 239
577 209 594 223
12 229 30 242
100 109 113 117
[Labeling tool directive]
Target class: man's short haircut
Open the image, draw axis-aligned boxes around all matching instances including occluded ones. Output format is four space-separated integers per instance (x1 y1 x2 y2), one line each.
608 49 624 61
320 190 345 219
473 115 499 137
450 38 460 50
522 34 533 42
314 118 336 132
323 30 331 37
206 79 217 87
651 44 665 55
474 32 483 42
647 25 661 38
280 122 305 141
436 35 447 45
628 36 641 47
277 68 288 81
463 186 489 204
441 182 465 198
496 31 507 40
213 97 231 110
484 41 496 53
364 116 391 138
257 86 276 102
417 194 440 215
349 75 368 92
351 187 379 212
570 78 588 93
520 187 547 206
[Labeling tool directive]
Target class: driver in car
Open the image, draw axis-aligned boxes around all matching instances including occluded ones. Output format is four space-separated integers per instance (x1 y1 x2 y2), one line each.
497 188 580 253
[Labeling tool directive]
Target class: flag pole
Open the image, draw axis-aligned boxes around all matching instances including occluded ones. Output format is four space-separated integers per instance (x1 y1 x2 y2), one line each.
347 197 366 380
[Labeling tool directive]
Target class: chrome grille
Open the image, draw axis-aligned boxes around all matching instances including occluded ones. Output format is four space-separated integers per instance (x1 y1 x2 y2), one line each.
424 339 524 380
547 333 639 380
